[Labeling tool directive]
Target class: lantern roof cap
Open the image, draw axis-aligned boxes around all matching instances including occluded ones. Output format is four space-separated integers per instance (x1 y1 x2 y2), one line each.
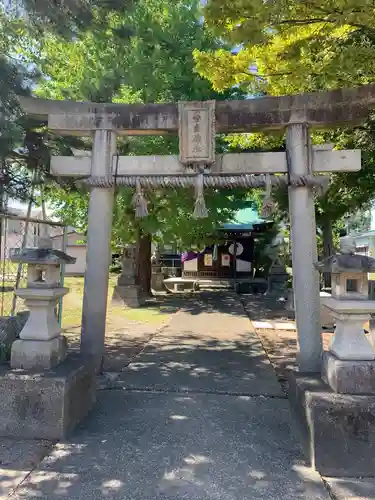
315 253 375 273
10 247 76 265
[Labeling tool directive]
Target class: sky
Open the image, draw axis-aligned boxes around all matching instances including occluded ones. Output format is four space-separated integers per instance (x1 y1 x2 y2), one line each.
9 198 26 210
8 198 54 217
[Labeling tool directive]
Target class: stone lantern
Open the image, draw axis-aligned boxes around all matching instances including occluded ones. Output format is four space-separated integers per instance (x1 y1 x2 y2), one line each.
112 244 145 307
287 236 375 478
10 237 76 370
315 234 375 393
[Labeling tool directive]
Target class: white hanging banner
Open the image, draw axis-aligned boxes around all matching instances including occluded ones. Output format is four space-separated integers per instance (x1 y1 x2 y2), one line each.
221 254 230 267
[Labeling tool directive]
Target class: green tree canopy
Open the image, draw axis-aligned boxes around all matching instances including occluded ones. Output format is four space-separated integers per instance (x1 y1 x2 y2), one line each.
22 0 251 252
0 0 135 206
0 9 37 204
7 0 135 37
195 0 375 94
192 0 375 259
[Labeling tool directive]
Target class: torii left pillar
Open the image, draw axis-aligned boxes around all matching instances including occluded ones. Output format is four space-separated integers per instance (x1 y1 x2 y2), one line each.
287 122 322 372
80 128 116 370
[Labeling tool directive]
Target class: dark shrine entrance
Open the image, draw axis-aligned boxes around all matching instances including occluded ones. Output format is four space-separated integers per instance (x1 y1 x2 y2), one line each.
182 209 272 281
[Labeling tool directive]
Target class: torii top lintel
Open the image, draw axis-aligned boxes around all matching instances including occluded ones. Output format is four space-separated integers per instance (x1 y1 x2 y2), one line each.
18 83 375 136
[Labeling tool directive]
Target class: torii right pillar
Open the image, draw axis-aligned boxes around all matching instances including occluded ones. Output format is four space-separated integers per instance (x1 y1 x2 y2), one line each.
287 122 322 372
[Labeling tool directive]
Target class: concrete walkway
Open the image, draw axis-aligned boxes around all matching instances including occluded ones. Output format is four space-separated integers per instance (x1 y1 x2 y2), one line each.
8 293 331 499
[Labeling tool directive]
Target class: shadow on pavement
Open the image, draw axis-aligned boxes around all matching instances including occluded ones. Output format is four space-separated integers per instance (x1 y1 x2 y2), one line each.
10 392 329 500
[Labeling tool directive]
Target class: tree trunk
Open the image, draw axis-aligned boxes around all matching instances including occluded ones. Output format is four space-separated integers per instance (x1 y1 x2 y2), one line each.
322 218 333 289
136 229 152 297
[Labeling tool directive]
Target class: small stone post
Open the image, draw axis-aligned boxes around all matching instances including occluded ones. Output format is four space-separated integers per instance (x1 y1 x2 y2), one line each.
81 129 116 367
10 237 76 370
287 122 322 372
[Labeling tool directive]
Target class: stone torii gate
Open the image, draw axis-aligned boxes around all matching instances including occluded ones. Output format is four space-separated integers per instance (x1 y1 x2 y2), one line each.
19 85 375 373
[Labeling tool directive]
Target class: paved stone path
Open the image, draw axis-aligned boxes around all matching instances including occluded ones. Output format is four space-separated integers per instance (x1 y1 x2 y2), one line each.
241 295 333 391
4 293 336 499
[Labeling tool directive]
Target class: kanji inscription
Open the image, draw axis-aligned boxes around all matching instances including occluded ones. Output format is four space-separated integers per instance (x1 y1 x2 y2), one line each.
178 101 215 164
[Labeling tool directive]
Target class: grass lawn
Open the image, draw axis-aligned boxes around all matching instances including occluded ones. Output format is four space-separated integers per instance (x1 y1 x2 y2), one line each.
62 276 170 331
0 272 170 332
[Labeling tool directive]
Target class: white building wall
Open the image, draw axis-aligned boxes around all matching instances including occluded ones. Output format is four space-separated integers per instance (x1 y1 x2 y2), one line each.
52 232 87 276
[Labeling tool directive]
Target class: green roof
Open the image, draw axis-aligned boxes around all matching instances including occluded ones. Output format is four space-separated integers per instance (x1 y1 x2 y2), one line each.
221 207 265 231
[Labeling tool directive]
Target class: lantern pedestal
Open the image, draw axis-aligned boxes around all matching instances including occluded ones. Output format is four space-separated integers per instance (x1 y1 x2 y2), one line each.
322 351 375 394
11 287 69 370
11 336 67 371
288 235 375 477
0 355 96 439
288 371 375 477
321 297 375 361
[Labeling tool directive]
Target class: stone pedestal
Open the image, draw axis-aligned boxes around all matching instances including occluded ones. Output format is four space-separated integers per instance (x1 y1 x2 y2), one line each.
0 355 96 439
151 273 165 292
288 371 375 477
322 351 375 394
12 336 67 371
11 287 69 370
112 284 145 308
322 297 375 360
267 263 289 297
151 263 165 292
330 310 374 360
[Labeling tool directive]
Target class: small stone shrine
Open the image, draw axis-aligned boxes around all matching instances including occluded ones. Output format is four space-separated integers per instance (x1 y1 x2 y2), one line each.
288 234 375 477
112 245 145 307
10 237 75 370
